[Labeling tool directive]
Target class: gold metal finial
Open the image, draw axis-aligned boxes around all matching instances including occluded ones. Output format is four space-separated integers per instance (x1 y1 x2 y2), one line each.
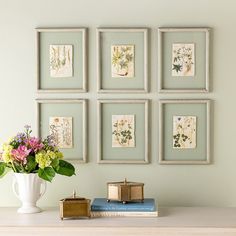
73 190 76 198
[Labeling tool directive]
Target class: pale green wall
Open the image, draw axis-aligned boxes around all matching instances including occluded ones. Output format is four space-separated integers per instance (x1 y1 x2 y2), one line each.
0 0 235 207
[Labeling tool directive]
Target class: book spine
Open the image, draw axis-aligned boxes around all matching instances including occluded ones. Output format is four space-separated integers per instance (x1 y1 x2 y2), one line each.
91 206 156 212
91 211 158 218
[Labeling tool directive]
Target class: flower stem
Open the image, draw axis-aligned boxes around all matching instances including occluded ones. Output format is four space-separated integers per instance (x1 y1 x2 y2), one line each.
11 162 17 173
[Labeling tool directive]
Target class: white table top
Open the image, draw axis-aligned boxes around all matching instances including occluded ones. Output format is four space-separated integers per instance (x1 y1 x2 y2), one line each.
1 207 236 228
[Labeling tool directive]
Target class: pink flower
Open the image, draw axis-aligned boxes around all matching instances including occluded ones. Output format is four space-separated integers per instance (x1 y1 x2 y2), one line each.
27 137 44 152
11 145 31 163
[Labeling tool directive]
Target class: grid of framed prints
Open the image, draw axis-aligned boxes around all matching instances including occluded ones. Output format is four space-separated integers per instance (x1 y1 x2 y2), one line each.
36 28 87 93
97 28 148 93
158 27 210 93
97 100 149 164
35 26 212 166
36 99 87 163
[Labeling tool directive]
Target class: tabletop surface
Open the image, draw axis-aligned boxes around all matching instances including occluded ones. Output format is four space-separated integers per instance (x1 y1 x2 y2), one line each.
1 207 236 228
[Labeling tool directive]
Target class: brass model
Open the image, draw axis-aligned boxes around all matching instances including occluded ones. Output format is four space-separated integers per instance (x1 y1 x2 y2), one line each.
59 190 91 219
107 178 144 204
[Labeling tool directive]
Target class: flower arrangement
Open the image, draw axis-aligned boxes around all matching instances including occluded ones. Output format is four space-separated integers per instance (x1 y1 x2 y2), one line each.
0 126 75 182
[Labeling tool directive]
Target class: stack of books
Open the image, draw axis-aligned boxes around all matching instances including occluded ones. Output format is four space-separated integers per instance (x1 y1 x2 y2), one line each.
91 198 158 217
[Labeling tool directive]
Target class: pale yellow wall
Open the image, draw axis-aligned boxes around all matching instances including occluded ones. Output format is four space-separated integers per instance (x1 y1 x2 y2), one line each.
0 0 235 207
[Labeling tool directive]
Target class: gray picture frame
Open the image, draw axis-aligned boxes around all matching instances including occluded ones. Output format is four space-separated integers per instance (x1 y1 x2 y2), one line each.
36 28 87 93
159 99 211 164
158 27 210 93
97 28 148 93
97 99 149 164
36 99 87 163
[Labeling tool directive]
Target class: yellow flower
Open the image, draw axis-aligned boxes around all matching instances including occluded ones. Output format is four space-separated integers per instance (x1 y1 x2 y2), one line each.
35 151 51 169
35 150 62 169
56 151 63 159
47 150 56 160
2 144 13 163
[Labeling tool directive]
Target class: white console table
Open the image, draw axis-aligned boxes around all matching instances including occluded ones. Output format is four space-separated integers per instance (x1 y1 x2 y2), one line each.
1 207 236 236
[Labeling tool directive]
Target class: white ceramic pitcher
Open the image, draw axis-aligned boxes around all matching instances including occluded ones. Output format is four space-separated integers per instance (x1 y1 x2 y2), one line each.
12 173 46 214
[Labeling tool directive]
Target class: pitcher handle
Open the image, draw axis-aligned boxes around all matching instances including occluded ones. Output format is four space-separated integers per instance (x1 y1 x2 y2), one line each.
40 181 47 198
12 176 20 199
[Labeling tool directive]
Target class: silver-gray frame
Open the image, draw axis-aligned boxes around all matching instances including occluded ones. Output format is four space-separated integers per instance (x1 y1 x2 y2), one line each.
158 27 210 93
159 99 211 165
36 28 87 93
97 99 149 164
36 99 87 163
97 28 148 93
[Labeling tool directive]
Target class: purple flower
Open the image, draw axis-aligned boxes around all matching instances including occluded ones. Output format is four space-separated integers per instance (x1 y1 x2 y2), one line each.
24 125 31 130
46 135 57 147
24 125 32 138
15 132 26 143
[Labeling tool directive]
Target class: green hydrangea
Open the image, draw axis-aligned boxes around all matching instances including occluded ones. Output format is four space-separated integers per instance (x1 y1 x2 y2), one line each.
35 151 52 169
56 151 63 159
2 143 13 163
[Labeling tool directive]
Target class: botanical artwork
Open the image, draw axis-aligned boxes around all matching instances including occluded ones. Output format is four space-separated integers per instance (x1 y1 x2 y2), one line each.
173 116 196 149
112 115 135 148
49 117 73 148
111 45 134 78
50 45 73 78
172 43 195 76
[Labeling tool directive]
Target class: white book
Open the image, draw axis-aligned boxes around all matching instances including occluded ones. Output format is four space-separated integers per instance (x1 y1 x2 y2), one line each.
91 211 158 218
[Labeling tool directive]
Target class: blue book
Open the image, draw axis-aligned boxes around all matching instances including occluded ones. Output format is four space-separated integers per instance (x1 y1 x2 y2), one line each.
91 198 157 212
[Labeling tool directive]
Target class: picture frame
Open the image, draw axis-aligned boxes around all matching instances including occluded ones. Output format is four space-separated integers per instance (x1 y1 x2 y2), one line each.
158 27 210 93
97 28 148 93
97 99 149 164
36 99 87 163
36 28 87 93
159 99 211 164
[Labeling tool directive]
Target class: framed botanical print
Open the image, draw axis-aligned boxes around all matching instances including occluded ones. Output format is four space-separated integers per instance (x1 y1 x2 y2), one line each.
159 99 211 164
97 100 149 164
97 28 148 93
36 99 87 163
158 27 210 93
36 28 87 93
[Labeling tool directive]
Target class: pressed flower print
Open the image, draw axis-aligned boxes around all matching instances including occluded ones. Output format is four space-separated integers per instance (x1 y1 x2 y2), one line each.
172 43 195 76
49 117 73 148
111 45 134 78
50 45 73 77
173 116 196 149
112 115 135 148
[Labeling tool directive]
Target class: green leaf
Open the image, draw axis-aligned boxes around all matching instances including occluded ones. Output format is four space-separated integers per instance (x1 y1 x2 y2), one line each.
0 162 6 177
51 158 59 169
38 167 55 182
56 160 75 177
25 156 37 173
172 64 182 73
